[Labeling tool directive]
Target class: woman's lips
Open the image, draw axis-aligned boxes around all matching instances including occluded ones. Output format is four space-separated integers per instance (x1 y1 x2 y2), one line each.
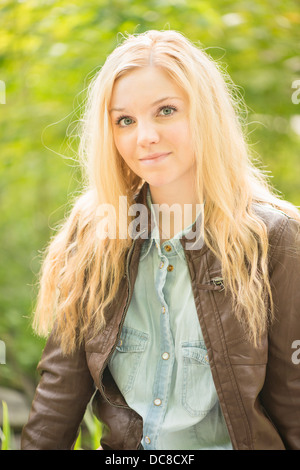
139 152 171 165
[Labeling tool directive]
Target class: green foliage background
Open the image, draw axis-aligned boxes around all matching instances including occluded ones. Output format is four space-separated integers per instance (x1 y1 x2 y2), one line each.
0 0 299 405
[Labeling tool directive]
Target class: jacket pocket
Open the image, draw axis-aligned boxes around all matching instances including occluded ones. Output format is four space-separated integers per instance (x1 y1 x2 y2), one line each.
181 341 218 417
108 326 149 396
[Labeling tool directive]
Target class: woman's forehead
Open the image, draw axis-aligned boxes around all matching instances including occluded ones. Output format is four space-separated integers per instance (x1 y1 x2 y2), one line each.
110 67 185 111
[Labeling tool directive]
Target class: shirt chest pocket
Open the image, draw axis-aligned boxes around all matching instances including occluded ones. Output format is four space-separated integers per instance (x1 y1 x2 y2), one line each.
108 326 149 396
181 342 218 417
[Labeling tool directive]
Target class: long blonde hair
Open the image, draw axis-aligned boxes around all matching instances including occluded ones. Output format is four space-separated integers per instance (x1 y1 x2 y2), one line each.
33 30 300 354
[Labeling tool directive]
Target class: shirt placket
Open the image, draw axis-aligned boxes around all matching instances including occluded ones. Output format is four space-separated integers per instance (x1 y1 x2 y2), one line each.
142 242 176 450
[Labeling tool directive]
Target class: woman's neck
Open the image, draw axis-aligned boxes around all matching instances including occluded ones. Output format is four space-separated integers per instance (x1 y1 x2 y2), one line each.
148 180 202 243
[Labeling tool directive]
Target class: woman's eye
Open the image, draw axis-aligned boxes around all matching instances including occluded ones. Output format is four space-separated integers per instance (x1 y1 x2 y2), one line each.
158 106 177 116
118 117 133 126
116 106 177 127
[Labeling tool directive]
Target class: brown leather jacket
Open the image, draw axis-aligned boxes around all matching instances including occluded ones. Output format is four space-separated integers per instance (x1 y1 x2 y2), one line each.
21 184 300 450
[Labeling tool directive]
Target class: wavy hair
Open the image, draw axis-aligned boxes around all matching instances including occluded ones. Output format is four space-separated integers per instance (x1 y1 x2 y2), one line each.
33 30 300 353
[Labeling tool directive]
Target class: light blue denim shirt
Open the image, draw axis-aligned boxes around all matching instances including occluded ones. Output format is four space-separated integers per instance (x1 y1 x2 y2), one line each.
108 188 232 450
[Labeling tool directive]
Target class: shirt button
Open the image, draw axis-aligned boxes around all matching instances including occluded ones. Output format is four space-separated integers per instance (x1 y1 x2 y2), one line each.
205 354 209 363
145 436 151 444
164 245 172 252
167 265 174 272
159 261 164 269
162 352 170 360
154 398 162 406
161 306 166 314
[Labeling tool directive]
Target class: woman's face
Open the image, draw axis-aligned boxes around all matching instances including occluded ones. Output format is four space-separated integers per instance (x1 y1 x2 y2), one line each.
110 66 196 193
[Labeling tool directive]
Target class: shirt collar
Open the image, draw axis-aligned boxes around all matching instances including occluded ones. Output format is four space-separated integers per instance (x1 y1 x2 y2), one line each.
140 186 204 261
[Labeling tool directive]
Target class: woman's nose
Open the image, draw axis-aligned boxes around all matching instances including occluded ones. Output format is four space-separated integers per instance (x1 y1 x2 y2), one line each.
136 121 160 147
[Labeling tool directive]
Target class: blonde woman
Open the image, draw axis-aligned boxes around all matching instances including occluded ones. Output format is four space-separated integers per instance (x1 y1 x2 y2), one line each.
21 30 300 450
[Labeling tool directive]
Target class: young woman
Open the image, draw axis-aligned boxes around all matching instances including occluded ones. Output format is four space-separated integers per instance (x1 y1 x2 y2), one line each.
21 30 300 450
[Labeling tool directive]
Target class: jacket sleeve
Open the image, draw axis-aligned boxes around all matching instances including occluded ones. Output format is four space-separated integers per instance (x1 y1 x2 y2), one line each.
21 330 95 450
261 215 300 449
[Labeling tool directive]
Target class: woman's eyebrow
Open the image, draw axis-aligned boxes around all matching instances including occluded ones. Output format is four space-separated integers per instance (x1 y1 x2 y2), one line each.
109 96 182 113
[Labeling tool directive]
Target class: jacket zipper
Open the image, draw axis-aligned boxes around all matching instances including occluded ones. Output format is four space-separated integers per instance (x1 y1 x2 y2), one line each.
197 277 225 292
211 277 225 291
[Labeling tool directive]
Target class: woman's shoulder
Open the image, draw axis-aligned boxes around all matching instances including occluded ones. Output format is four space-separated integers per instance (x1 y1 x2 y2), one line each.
252 202 300 255
252 202 292 226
